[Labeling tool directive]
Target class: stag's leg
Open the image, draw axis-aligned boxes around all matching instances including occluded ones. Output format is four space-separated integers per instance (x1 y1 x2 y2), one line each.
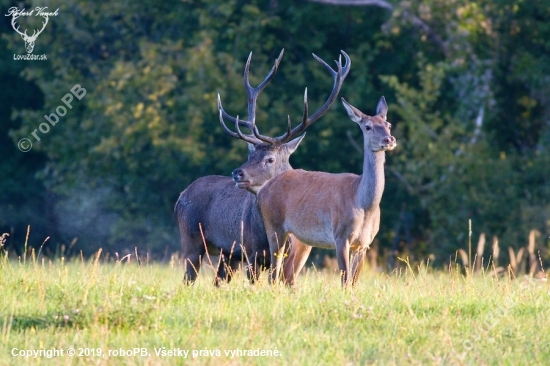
214 254 230 287
182 251 203 285
180 227 205 285
282 238 312 286
178 211 206 284
228 261 241 282
213 256 241 286
351 249 367 286
335 239 351 288
243 251 259 284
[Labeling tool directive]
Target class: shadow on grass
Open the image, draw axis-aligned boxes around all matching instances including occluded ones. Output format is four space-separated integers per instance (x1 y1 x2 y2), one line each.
1 306 155 331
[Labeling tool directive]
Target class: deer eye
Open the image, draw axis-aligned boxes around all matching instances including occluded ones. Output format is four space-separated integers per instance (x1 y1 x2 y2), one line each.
267 158 275 164
365 125 372 131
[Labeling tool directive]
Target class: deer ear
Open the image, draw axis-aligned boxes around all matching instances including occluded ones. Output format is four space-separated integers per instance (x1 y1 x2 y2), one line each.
247 143 256 153
376 96 388 120
283 133 306 154
341 98 364 123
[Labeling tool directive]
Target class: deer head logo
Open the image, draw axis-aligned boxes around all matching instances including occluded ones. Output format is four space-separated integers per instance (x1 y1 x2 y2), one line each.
11 14 48 54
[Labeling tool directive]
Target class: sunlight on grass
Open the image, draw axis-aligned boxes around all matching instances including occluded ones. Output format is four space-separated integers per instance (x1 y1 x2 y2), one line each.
0 252 548 365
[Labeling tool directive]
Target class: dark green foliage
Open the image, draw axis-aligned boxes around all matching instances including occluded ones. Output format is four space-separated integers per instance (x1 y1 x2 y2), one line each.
1 0 549 265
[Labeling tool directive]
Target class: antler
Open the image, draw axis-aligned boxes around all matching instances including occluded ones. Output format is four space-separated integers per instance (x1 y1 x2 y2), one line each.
218 109 262 145
29 15 49 40
11 15 26 38
218 49 285 145
11 14 48 40
249 50 351 145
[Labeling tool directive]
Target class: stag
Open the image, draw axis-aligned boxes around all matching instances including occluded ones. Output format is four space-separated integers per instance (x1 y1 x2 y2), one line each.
175 49 350 285
11 14 48 53
241 96 396 287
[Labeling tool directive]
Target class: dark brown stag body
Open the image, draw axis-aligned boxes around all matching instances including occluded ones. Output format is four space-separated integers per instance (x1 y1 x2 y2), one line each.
175 175 268 282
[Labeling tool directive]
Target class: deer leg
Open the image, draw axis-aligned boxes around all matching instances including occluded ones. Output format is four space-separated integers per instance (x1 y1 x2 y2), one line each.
351 249 366 286
182 252 202 285
246 250 270 284
282 238 312 286
228 261 241 282
335 239 351 288
246 255 261 284
268 229 287 284
214 254 230 287
181 230 205 285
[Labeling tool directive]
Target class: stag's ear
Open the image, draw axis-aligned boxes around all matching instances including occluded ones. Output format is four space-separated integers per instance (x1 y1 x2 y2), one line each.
376 96 388 120
283 133 306 154
341 98 364 124
247 143 256 153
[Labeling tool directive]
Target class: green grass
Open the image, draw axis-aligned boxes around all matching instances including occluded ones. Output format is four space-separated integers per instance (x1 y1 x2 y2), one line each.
0 252 549 365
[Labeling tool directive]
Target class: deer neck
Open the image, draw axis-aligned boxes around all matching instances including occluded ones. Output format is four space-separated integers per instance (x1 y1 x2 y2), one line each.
356 147 386 210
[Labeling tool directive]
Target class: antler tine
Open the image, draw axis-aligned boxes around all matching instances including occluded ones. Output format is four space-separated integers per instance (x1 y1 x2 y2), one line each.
218 93 253 127
276 50 351 143
301 88 309 127
36 15 49 36
254 49 284 97
316 50 351 80
218 109 262 145
251 122 278 145
243 49 284 125
234 116 262 145
11 15 25 37
250 111 292 145
218 109 240 139
218 94 263 145
285 115 292 139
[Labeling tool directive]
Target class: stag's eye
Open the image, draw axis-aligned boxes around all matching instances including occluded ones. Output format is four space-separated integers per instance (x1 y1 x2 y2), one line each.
267 158 275 164
365 125 372 131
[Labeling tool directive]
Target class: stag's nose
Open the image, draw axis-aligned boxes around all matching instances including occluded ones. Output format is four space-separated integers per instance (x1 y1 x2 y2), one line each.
383 136 396 145
232 169 244 182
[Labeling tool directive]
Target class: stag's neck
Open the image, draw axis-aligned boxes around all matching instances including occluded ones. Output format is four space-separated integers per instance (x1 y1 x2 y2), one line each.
356 148 386 210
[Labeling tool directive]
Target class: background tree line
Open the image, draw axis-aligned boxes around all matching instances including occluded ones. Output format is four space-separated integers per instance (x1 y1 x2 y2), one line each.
1 0 549 268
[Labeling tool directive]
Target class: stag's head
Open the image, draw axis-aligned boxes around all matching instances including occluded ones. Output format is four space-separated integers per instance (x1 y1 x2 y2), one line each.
231 133 306 194
219 50 351 194
341 96 396 152
11 15 48 53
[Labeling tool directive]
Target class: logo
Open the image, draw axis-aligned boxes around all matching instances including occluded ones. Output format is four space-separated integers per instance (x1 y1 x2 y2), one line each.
6 7 58 59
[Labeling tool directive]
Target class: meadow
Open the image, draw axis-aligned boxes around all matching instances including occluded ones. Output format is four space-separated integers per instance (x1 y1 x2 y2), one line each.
0 249 549 366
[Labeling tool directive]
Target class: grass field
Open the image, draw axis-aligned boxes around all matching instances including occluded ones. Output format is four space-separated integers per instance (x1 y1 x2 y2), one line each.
0 250 549 365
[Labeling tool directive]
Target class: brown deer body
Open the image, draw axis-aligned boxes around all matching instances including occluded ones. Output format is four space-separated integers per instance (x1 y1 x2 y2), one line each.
176 50 350 285
252 97 396 286
176 174 279 284
176 139 304 285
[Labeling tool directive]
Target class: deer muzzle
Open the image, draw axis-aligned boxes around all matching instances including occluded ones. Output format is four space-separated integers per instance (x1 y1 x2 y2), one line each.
232 168 251 189
382 136 397 150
